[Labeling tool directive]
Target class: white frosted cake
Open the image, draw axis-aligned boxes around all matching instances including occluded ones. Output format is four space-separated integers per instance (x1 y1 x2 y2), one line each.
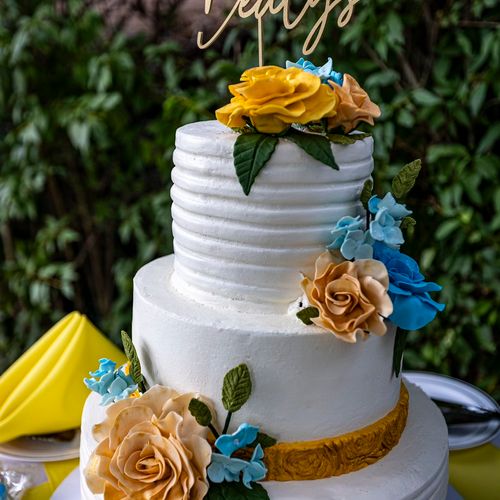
80 63 448 500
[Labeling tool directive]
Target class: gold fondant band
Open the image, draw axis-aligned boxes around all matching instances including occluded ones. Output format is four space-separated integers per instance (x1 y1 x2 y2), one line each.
263 383 409 481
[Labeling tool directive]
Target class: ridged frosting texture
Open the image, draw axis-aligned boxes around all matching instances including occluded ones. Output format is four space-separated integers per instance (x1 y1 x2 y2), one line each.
171 121 374 311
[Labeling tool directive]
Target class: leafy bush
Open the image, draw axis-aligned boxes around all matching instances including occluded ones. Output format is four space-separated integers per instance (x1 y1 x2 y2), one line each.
1 0 498 398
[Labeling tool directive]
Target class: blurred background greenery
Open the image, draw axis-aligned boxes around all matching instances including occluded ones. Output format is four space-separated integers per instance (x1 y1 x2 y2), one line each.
1 0 499 398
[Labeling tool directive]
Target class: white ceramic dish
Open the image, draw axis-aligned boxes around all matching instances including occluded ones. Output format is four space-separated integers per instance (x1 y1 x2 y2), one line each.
404 371 500 450
0 430 80 462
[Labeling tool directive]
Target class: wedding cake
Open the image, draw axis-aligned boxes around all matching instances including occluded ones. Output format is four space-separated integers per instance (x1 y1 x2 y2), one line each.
80 61 449 500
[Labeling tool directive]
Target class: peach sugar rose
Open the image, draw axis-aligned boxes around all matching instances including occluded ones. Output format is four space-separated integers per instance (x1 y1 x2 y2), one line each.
84 385 212 500
301 251 393 343
328 74 381 133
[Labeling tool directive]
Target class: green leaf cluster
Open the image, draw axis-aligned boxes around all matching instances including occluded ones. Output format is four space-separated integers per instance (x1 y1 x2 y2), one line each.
205 481 270 500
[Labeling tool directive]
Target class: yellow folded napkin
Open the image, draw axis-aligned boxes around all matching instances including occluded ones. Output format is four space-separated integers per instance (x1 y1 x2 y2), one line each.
0 312 126 443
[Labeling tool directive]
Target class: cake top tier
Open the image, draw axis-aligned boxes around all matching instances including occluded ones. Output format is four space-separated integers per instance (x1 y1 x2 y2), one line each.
170 120 374 313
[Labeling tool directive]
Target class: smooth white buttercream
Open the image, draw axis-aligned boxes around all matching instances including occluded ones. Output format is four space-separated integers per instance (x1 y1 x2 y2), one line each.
171 121 374 311
132 255 399 441
79 383 448 500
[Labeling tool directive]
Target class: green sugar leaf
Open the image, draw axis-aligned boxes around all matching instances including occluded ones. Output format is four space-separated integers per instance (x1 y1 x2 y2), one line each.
206 481 270 499
188 398 213 427
296 307 320 325
400 216 417 229
392 329 409 377
360 179 374 209
392 160 422 199
120 330 144 389
234 133 279 195
222 364 252 413
250 432 277 449
328 132 372 145
287 129 338 169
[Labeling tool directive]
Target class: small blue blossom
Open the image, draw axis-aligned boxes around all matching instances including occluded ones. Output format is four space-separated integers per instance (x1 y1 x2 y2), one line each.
340 230 374 260
84 361 138 406
207 445 267 489
207 453 247 484
373 242 445 330
88 358 116 377
368 193 412 220
242 445 267 488
327 215 365 251
286 57 343 86
215 423 259 457
369 208 405 247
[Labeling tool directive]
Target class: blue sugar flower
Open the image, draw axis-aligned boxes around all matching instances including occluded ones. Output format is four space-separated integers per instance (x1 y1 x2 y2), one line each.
89 358 116 377
84 362 138 406
207 453 247 483
242 445 267 488
373 242 445 330
215 423 259 457
327 215 365 251
369 208 405 247
207 445 267 489
340 230 374 260
286 57 343 86
368 193 412 220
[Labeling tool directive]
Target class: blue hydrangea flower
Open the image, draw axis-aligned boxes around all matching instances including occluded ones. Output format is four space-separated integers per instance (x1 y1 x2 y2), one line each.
0 482 7 500
207 453 248 484
88 358 116 377
84 362 138 406
241 445 267 488
286 57 343 86
215 423 259 457
340 230 374 260
369 208 405 247
327 215 365 251
368 193 412 220
207 445 267 489
373 242 445 330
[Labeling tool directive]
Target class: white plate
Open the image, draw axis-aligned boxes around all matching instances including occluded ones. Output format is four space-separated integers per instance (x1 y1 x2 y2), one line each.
404 371 500 450
0 430 80 462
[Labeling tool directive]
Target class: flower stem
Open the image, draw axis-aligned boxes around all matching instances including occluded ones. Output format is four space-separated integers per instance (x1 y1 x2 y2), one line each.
208 424 220 439
222 412 232 434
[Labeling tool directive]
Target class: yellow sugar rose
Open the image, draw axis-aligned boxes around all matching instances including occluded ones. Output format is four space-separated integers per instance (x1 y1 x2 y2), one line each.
327 74 381 133
216 66 338 134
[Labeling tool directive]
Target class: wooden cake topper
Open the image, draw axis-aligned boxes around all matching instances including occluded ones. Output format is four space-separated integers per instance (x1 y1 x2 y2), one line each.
198 0 360 66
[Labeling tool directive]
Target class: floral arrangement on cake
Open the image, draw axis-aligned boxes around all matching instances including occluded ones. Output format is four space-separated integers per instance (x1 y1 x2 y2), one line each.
84 332 274 499
216 58 381 195
296 161 445 375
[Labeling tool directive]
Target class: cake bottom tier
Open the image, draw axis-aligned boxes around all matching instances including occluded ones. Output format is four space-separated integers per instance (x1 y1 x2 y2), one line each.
80 382 448 500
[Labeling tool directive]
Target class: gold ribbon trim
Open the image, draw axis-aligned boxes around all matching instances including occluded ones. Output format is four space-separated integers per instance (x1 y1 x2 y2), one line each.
263 383 409 481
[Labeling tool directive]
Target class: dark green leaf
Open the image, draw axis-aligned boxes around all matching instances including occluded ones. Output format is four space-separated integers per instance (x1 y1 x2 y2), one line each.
188 398 213 427
393 329 409 377
296 307 320 325
205 481 270 500
234 134 279 195
400 216 417 229
121 330 144 388
328 133 371 145
250 432 277 449
222 364 252 413
360 179 374 209
286 129 338 169
392 160 422 199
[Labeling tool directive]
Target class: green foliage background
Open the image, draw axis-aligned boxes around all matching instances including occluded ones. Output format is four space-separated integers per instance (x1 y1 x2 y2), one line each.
1 0 499 398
